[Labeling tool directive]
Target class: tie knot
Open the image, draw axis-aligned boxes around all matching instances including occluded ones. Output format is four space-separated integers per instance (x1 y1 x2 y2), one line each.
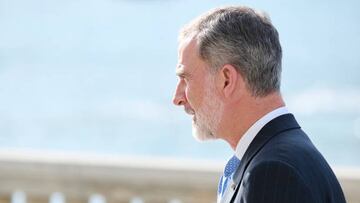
224 155 241 177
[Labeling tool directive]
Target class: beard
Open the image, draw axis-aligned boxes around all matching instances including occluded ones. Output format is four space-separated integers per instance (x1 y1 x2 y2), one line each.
192 77 223 141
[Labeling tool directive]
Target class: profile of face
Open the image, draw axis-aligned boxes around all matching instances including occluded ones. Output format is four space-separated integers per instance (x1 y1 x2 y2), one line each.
172 39 224 141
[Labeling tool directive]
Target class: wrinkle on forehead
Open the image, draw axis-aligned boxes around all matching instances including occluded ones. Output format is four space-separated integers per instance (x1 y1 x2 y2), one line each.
178 36 196 53
178 39 200 66
178 38 200 63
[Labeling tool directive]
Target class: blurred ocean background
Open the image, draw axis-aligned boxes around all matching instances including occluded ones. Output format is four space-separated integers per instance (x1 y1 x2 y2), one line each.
0 0 359 166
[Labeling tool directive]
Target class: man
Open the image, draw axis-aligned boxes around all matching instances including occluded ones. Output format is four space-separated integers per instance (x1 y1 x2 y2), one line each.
172 6 346 203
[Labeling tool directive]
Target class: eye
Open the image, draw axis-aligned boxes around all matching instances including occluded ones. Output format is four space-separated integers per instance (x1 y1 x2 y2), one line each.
177 72 190 83
182 76 189 83
178 74 187 82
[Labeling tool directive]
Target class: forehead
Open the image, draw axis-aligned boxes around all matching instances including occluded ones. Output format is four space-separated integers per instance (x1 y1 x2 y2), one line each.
177 38 206 74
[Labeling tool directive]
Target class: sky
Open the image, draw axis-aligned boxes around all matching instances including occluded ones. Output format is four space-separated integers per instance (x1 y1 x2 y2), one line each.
0 0 359 166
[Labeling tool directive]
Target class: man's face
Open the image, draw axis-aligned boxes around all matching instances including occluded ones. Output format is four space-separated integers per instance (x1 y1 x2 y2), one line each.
172 39 223 141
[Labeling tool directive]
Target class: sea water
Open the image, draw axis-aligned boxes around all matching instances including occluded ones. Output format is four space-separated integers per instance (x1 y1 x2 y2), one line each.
0 0 359 166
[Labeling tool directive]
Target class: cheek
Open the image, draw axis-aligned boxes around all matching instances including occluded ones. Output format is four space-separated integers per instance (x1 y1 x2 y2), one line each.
186 83 203 108
184 86 191 103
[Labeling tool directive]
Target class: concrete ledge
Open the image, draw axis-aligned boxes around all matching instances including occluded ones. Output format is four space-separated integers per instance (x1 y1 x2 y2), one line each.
334 167 360 203
0 149 358 203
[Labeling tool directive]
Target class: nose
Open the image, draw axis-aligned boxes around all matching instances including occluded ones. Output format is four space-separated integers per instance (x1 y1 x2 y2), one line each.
172 80 186 106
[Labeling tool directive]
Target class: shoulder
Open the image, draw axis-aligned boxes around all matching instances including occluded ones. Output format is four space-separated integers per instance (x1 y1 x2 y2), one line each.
256 128 320 165
251 128 329 182
234 128 346 203
243 160 306 185
237 160 315 203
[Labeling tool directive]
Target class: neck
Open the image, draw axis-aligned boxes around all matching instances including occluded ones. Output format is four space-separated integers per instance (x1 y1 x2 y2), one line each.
219 92 285 150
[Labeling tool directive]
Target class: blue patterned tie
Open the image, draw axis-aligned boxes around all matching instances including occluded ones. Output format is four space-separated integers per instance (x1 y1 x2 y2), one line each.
218 156 241 199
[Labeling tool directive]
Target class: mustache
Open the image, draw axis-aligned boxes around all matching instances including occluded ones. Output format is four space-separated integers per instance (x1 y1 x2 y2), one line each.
184 107 195 115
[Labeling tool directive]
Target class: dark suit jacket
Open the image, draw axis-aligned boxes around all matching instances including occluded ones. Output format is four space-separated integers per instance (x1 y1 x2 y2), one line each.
228 114 346 203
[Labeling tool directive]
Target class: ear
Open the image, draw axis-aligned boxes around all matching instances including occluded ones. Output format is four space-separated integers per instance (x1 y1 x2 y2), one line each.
217 64 240 98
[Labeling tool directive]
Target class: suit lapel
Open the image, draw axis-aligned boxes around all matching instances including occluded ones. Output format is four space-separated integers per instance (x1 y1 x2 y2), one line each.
229 114 301 202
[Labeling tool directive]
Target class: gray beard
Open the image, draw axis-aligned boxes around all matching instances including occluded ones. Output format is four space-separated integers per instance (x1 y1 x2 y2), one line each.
191 77 223 141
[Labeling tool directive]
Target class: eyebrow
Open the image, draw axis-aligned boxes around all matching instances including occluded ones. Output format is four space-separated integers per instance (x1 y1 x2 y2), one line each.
175 64 187 78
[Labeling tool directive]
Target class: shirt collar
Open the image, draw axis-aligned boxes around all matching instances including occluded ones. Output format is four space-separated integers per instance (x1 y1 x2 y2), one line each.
234 106 289 160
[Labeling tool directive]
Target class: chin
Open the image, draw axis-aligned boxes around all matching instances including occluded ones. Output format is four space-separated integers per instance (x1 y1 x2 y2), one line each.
192 124 216 142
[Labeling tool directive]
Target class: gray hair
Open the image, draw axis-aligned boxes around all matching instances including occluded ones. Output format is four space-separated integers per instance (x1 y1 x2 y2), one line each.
179 6 282 97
